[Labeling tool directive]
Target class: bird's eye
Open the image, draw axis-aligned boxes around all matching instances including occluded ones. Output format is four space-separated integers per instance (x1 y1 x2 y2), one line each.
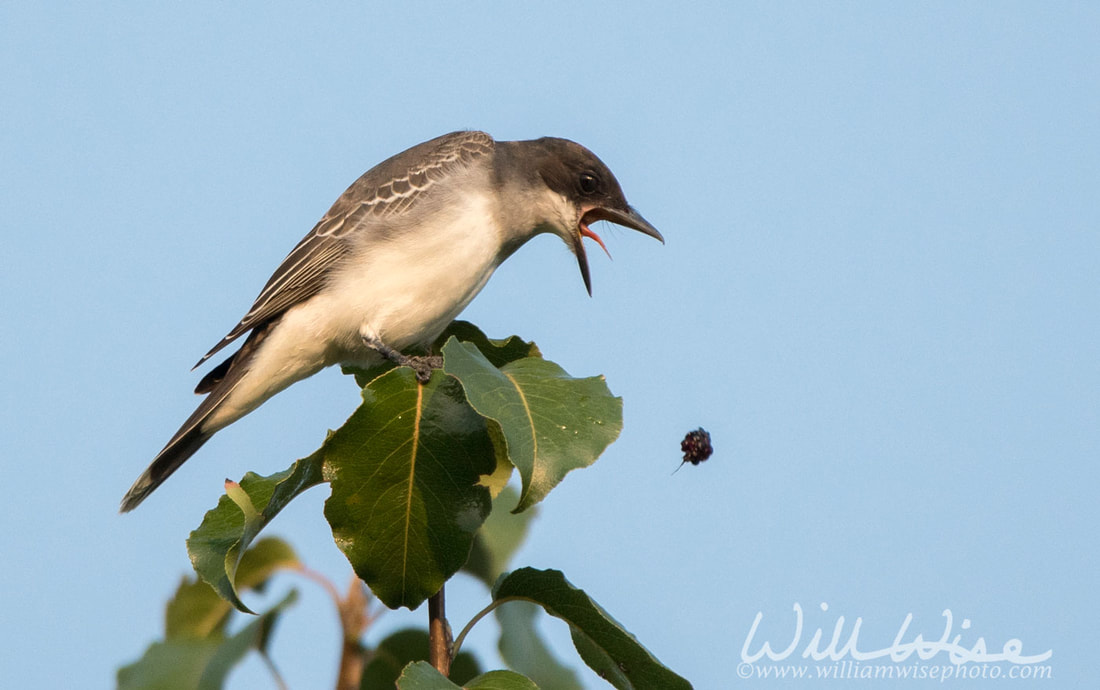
578 172 599 195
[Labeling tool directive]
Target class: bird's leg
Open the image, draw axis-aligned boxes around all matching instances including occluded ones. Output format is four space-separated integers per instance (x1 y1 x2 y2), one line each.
360 327 441 383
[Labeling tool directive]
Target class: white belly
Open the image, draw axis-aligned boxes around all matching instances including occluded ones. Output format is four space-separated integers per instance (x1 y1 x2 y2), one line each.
324 190 504 355
205 191 503 430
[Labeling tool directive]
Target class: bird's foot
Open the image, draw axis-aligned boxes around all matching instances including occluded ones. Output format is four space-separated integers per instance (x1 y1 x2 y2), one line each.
404 354 443 383
361 330 441 383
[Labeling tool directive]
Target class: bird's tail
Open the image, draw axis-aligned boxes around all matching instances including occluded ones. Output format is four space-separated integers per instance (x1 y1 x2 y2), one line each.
119 350 249 512
119 424 214 512
120 322 274 512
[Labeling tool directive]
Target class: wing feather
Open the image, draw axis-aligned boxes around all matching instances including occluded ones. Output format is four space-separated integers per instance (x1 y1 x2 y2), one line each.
193 131 495 368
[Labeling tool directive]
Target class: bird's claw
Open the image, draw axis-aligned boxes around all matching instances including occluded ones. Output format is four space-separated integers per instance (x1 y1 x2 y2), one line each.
361 330 441 383
406 355 443 383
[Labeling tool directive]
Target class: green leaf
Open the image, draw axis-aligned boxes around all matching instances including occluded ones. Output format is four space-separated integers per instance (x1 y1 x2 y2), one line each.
465 670 541 690
477 438 514 500
118 590 297 690
496 601 582 690
570 630 634 690
118 638 223 690
187 454 322 612
345 320 538 388
492 569 692 690
171 536 297 631
442 340 622 512
463 486 537 589
395 661 460 689
393 663 539 690
167 538 297 639
343 359 399 389
436 323 537 503
164 575 231 639
433 321 541 367
324 368 495 609
360 629 481 689
345 321 532 498
195 590 296 689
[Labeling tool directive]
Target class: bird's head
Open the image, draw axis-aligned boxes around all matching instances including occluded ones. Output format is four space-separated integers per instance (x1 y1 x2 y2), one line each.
501 137 663 295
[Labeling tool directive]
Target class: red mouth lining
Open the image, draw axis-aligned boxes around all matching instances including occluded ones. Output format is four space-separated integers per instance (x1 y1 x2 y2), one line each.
579 220 612 259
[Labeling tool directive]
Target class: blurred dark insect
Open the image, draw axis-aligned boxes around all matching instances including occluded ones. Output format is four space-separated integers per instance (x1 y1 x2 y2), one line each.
678 428 713 469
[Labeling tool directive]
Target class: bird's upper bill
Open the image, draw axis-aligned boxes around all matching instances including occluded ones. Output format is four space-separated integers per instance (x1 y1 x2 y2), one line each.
574 204 664 295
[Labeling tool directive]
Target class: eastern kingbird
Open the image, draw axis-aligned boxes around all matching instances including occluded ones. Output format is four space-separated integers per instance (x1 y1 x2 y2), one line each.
121 131 662 512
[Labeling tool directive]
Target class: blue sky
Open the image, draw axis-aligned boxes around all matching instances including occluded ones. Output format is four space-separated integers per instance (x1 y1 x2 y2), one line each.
2 2 1097 688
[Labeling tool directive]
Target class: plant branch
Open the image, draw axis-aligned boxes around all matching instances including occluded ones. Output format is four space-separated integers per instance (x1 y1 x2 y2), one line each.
451 595 526 658
294 563 344 612
259 651 290 690
294 565 372 690
428 585 452 676
335 574 370 690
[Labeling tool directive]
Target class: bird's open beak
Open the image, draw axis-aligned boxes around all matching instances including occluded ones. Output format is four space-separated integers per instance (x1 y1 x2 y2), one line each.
574 205 664 295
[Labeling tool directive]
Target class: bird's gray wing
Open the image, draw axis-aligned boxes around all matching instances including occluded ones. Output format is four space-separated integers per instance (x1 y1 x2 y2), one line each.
193 130 496 368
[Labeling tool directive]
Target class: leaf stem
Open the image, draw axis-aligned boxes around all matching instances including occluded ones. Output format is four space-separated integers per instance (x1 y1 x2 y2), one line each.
451 595 527 658
335 575 370 690
294 565 372 690
259 651 290 690
429 585 452 676
293 563 344 612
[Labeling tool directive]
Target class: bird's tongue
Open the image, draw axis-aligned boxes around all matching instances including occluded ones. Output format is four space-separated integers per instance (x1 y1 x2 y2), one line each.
579 221 612 259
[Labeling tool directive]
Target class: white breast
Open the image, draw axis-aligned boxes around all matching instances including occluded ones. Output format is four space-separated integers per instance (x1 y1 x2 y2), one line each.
205 189 507 431
326 189 504 353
